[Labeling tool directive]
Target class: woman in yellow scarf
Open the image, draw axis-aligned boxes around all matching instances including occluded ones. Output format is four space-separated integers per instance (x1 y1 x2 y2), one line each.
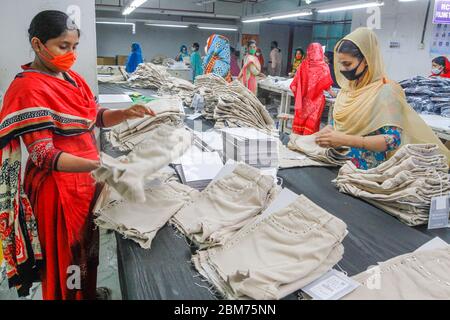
316 27 450 169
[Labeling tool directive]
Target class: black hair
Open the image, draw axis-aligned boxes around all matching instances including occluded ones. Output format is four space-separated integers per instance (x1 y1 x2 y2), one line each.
295 47 305 56
433 56 447 67
247 40 257 47
28 10 80 44
337 40 364 60
234 50 240 58
193 42 200 50
271 41 278 48
324 51 334 63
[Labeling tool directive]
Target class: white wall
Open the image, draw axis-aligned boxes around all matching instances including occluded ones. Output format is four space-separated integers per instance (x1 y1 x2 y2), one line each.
96 23 239 60
0 0 98 95
352 0 437 81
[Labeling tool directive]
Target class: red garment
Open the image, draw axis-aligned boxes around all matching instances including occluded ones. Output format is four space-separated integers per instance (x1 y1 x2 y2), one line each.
290 43 333 135
0 64 101 299
431 57 450 78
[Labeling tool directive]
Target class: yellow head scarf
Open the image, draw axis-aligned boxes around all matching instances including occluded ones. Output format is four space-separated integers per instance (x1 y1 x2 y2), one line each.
333 27 450 163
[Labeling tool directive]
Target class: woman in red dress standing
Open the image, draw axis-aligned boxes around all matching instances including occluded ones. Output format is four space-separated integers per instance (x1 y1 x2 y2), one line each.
290 43 336 135
0 10 154 300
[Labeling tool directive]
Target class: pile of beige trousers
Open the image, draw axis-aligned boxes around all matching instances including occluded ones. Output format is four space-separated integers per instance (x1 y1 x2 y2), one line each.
190 194 348 300
106 97 185 152
343 247 450 300
281 134 350 168
127 63 170 89
158 77 195 107
93 124 193 203
194 74 228 120
334 144 450 226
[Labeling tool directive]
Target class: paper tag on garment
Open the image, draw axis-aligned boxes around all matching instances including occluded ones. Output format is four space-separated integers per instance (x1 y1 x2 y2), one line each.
301 270 360 300
187 113 203 120
428 196 450 230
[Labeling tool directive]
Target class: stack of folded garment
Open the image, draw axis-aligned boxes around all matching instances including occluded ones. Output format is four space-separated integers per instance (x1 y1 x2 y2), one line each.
284 134 350 168
150 55 176 67
194 74 229 119
127 63 170 89
106 97 185 152
192 194 348 300
221 128 279 169
343 247 450 300
214 81 275 133
334 144 450 226
171 163 280 247
93 124 192 203
95 181 199 249
158 76 195 107
400 76 450 117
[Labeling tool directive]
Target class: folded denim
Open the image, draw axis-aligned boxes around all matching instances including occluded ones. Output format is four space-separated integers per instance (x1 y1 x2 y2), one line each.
288 134 350 166
343 247 450 300
192 195 348 300
95 181 199 249
93 125 192 203
171 163 278 246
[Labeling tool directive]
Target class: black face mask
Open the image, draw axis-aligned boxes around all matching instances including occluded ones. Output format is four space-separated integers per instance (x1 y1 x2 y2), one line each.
340 58 367 81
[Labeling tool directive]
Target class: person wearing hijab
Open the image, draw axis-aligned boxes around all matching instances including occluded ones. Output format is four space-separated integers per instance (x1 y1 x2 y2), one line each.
324 50 340 88
176 45 189 62
202 34 232 82
315 27 450 170
431 56 450 78
290 43 334 135
230 47 241 77
289 47 304 77
238 40 262 94
125 42 144 73
190 42 203 81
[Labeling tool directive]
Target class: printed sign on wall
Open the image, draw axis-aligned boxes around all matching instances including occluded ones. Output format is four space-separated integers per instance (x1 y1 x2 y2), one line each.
434 0 450 24
430 23 450 54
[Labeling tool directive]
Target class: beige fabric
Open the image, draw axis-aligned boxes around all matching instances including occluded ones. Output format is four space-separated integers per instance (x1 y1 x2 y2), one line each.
93 125 192 203
95 181 199 249
287 133 350 166
343 247 450 300
171 163 278 247
278 144 335 168
192 195 348 300
333 27 450 164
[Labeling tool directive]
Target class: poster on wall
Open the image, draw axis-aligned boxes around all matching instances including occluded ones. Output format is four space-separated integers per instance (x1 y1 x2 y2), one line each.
430 23 450 54
433 0 450 24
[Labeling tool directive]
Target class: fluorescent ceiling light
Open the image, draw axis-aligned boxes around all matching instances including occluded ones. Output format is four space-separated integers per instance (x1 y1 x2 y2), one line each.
242 17 271 23
96 21 136 33
318 1 384 13
145 23 189 28
398 0 417 2
198 26 238 31
123 0 148 15
271 11 313 20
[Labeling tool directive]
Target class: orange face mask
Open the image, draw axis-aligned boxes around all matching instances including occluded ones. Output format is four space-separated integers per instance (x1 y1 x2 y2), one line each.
36 39 77 72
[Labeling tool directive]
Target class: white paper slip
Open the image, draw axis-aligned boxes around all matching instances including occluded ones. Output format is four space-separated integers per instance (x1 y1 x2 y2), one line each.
259 188 298 220
187 113 203 120
301 270 360 300
428 195 450 230
212 160 238 182
220 127 277 141
98 94 133 109
194 131 223 151
180 151 224 182
415 237 449 253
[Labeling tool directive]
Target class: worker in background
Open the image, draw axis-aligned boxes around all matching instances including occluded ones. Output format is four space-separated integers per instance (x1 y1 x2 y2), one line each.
256 48 265 73
175 45 189 62
125 42 143 74
203 34 232 82
238 40 262 94
230 47 241 77
315 28 450 170
269 41 282 76
324 50 340 88
431 56 450 78
190 42 203 81
0 10 155 300
289 47 304 77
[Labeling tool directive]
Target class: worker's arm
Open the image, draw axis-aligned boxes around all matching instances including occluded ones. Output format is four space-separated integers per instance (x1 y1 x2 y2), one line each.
98 105 156 128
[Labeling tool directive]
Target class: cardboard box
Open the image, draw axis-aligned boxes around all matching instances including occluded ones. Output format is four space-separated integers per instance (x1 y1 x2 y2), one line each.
117 55 129 66
97 57 116 65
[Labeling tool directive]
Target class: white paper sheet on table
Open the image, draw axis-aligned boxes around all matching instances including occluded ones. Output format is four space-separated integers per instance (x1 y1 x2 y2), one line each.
220 127 277 141
179 149 224 182
212 159 238 182
194 131 224 151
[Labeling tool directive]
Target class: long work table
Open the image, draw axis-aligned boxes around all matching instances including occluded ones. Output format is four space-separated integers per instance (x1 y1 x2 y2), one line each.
98 83 449 300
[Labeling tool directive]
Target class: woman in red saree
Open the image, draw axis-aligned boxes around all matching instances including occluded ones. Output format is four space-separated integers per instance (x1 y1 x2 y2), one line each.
290 43 335 135
0 11 153 300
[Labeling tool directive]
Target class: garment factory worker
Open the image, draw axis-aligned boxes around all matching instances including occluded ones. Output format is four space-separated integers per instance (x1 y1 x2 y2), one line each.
190 42 203 81
0 10 155 300
125 42 143 73
176 45 189 62
230 47 241 77
431 56 450 78
238 40 262 94
315 27 450 170
202 34 232 82
290 43 334 136
268 41 282 76
289 47 304 77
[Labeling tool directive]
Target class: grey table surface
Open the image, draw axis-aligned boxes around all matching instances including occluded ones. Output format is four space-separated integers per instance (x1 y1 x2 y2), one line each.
98 83 449 300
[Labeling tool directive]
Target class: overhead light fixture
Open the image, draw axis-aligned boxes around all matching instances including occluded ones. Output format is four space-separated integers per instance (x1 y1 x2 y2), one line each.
123 0 148 15
198 26 238 31
242 17 271 23
398 0 417 2
195 0 217 5
96 21 136 34
270 11 313 20
145 23 189 28
318 1 384 13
